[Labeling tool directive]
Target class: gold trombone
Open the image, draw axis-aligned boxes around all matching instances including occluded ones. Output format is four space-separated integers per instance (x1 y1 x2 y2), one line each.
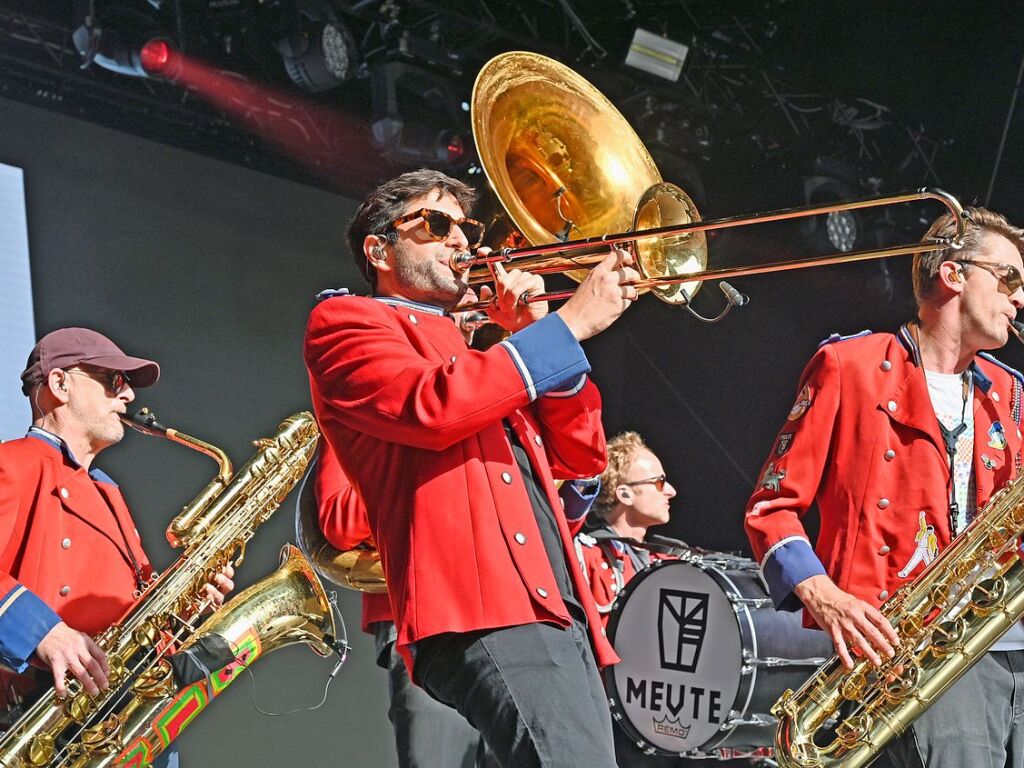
452 52 968 313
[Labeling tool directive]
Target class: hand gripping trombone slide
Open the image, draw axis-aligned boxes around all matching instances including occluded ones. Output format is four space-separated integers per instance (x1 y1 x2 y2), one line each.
772 319 1024 768
0 410 336 767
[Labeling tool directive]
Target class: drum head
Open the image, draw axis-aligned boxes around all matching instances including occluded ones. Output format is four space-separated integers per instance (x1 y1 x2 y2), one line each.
605 560 744 756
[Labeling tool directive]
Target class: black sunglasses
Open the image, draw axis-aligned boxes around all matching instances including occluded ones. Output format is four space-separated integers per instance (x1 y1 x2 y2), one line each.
64 368 131 395
953 259 1024 294
623 474 668 492
391 208 485 248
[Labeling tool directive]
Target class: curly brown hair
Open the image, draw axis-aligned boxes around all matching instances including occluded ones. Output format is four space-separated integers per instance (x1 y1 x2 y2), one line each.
594 431 650 520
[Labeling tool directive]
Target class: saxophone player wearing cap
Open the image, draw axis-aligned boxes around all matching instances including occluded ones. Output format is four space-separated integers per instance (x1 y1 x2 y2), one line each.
0 327 233 768
744 207 1024 768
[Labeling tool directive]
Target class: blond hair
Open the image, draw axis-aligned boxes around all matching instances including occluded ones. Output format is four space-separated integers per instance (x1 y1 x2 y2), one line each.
594 431 649 520
913 206 1024 305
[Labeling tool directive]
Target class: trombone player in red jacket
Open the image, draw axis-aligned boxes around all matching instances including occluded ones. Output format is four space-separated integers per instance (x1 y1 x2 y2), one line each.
304 168 639 768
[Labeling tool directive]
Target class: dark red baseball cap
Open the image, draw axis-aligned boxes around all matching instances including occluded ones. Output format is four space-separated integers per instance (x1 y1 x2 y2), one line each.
20 327 160 395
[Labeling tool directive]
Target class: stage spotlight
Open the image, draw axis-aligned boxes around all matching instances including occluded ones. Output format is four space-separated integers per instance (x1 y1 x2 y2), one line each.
370 62 471 170
802 170 863 254
72 3 174 78
276 5 358 93
824 209 859 252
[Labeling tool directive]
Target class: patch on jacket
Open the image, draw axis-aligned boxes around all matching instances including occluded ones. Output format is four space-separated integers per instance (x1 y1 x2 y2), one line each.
775 432 795 456
759 462 786 492
988 422 1008 450
787 384 812 421
897 511 938 579
576 532 598 547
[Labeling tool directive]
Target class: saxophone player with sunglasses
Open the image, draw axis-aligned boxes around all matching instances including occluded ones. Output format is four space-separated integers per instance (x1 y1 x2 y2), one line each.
0 327 234 768
745 207 1024 768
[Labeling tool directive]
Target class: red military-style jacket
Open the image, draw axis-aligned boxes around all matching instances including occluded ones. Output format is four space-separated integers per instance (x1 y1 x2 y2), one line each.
304 293 618 675
0 430 154 706
574 530 673 625
315 439 602 636
745 325 1023 621
314 441 391 633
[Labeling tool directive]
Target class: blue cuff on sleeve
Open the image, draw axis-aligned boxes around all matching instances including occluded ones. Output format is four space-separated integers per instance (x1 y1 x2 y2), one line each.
500 314 590 400
760 538 826 612
560 478 601 522
0 586 61 673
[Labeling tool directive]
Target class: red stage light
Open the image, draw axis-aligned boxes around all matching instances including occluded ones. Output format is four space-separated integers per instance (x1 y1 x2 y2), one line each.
446 134 466 165
140 39 173 76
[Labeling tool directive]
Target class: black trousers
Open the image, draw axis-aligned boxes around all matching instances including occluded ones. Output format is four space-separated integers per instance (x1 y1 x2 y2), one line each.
414 619 618 768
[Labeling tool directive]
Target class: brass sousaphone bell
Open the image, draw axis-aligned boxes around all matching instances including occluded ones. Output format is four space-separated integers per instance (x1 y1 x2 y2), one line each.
469 50 707 306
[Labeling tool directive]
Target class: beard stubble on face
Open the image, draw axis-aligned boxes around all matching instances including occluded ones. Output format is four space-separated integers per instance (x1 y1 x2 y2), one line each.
69 397 126 449
392 242 470 310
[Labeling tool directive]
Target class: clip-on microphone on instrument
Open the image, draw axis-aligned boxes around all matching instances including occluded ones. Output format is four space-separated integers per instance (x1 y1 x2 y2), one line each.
679 281 750 324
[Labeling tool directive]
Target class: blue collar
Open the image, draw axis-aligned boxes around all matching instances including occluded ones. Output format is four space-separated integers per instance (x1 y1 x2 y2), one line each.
315 288 455 319
897 322 993 394
26 426 118 486
372 295 450 317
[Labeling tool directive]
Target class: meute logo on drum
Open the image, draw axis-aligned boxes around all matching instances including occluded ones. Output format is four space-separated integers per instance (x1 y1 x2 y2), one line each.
658 589 709 672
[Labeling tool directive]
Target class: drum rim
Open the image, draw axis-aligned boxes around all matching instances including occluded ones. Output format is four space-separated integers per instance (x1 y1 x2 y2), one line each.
603 557 760 757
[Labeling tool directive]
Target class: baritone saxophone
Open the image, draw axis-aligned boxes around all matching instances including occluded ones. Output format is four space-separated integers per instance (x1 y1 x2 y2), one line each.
773 321 1024 768
0 411 335 767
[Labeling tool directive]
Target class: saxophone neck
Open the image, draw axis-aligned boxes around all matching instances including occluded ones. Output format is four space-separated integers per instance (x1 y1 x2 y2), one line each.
122 408 234 548
122 408 233 482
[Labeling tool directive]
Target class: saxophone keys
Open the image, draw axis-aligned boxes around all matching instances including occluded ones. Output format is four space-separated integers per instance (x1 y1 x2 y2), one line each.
881 662 920 699
80 714 123 755
834 711 873 746
970 577 1007 615
929 617 968 657
133 660 176 698
839 670 869 701
66 692 95 724
26 733 55 766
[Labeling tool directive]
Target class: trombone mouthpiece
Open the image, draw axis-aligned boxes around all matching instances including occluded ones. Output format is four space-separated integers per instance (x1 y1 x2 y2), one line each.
1010 319 1024 345
450 251 473 273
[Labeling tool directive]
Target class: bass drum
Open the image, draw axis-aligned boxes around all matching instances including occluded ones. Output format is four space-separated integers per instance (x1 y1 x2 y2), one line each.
604 554 831 758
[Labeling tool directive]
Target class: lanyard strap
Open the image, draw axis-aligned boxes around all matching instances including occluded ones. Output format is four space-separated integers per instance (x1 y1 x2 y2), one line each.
937 372 971 535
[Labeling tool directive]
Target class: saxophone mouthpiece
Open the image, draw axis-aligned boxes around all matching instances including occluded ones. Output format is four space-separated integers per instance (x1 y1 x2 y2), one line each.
121 407 168 437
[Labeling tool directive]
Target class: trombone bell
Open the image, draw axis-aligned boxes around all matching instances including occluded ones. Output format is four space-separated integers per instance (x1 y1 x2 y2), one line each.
634 183 707 305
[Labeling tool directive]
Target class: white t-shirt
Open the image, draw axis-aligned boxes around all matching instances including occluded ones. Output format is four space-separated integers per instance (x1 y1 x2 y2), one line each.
925 369 1024 650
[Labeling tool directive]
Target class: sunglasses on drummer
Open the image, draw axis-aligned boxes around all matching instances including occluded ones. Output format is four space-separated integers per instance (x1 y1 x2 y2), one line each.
952 259 1024 295
623 474 669 492
391 209 486 248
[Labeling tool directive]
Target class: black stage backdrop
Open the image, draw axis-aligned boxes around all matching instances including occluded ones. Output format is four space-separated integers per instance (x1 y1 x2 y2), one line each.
4 84 1024 765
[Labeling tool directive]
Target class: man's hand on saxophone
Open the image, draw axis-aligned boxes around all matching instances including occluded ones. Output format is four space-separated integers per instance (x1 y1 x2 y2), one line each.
203 564 236 610
794 574 899 670
34 622 110 698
